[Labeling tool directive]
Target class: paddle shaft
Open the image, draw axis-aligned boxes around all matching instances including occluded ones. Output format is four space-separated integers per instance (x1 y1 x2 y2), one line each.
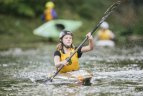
48 1 121 82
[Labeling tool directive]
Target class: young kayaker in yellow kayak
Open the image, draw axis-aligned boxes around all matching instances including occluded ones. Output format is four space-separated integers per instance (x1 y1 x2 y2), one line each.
54 30 94 84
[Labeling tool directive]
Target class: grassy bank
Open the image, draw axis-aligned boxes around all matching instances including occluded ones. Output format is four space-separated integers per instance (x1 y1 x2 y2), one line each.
0 13 143 50
1 0 143 50
0 14 56 50
0 14 93 50
0 18 105 50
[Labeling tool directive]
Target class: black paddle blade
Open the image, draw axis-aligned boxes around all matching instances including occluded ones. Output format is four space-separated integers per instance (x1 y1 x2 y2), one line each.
47 78 53 82
104 1 121 15
43 77 53 84
32 77 52 84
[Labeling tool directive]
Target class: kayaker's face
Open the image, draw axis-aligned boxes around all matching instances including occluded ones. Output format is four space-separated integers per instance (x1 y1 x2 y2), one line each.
62 35 73 47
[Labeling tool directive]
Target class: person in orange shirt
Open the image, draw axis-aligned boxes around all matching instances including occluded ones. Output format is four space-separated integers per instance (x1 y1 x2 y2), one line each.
42 1 57 22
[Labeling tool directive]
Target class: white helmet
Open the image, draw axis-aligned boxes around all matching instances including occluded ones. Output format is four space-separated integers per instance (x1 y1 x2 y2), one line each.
59 30 73 48
59 30 73 39
100 21 109 29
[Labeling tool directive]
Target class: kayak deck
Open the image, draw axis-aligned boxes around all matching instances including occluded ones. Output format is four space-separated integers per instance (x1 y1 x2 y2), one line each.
54 70 93 86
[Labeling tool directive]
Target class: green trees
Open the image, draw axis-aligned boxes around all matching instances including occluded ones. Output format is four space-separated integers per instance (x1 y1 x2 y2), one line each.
0 0 143 35
0 0 46 17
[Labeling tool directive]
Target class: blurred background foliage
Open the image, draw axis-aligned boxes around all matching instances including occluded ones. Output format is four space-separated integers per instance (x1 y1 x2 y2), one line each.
0 0 143 49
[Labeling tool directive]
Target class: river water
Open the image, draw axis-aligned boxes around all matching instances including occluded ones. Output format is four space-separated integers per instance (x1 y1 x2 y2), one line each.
0 44 143 96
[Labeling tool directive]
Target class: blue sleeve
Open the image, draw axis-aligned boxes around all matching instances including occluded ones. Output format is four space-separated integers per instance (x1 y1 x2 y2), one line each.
51 9 57 19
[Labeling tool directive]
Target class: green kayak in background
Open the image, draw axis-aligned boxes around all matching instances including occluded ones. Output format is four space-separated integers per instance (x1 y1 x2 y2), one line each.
33 19 82 39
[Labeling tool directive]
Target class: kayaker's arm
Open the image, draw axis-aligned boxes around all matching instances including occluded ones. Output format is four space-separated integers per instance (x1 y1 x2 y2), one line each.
54 56 68 68
81 32 94 52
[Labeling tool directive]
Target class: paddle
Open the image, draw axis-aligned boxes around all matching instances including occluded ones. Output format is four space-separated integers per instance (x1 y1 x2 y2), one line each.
45 1 121 83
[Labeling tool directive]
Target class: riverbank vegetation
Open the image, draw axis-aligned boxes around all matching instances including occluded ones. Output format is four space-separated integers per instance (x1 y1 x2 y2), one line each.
0 0 143 50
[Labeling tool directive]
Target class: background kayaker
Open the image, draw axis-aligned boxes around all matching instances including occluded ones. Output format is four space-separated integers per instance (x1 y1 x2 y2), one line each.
96 21 115 41
95 21 115 47
41 1 57 22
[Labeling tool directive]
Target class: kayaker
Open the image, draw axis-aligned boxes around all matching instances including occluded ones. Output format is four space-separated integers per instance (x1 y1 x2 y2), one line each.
54 30 94 84
95 21 115 47
96 21 115 40
42 1 57 22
